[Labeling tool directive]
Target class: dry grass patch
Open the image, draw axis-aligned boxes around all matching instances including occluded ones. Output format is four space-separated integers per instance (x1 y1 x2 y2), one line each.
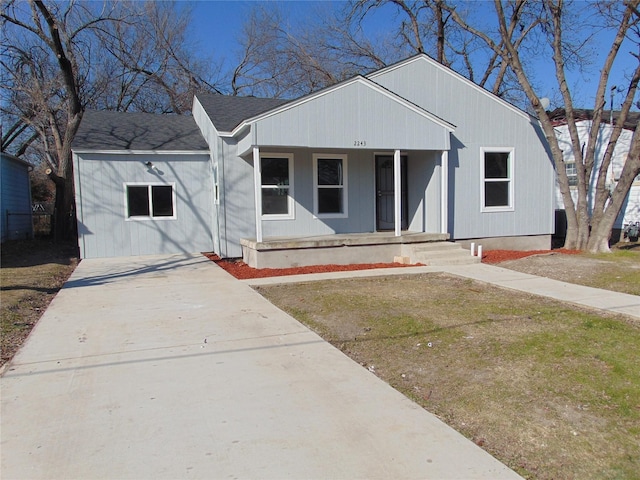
1 239 78 367
497 246 640 296
256 273 640 480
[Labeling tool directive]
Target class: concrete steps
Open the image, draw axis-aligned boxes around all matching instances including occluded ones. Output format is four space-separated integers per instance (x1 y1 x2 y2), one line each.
408 241 481 266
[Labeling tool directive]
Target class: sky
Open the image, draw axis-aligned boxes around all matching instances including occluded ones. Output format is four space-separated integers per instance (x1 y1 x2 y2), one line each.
188 0 639 110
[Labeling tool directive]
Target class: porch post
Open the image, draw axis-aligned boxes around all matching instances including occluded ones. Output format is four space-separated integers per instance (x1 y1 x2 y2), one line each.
441 150 448 234
253 146 263 243
394 149 402 237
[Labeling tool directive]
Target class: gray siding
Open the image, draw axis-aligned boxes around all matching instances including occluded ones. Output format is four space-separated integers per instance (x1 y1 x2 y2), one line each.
193 96 222 254
217 139 256 258
219 146 442 258
407 151 442 233
258 149 377 237
250 79 451 152
1 155 33 242
371 57 554 240
74 153 213 258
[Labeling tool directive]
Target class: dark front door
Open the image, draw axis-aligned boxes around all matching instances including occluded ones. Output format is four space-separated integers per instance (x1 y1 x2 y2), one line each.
375 155 408 231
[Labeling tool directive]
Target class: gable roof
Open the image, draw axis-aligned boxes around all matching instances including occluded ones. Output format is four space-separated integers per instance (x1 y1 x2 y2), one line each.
368 54 532 121
195 93 290 132
72 110 208 152
231 75 455 155
231 75 455 138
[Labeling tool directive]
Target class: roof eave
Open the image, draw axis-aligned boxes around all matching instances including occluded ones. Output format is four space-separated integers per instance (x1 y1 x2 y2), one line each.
72 149 210 155
226 75 455 138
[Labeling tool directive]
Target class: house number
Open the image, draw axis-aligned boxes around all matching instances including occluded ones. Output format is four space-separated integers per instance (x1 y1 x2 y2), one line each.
353 140 367 147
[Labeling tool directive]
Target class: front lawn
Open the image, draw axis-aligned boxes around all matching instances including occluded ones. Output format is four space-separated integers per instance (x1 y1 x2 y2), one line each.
256 273 640 480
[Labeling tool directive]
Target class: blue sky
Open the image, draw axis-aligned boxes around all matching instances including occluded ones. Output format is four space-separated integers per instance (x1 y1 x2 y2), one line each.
189 0 639 110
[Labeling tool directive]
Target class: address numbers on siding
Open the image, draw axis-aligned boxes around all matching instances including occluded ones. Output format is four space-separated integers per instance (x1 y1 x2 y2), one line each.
353 140 367 147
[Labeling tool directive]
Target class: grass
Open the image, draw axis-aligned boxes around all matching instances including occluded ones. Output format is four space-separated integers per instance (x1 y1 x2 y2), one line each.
256 273 640 480
498 247 640 296
580 249 640 295
1 238 638 478
1 239 78 367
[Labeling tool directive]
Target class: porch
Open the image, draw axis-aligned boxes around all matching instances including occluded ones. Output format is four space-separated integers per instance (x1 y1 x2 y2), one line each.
240 231 478 269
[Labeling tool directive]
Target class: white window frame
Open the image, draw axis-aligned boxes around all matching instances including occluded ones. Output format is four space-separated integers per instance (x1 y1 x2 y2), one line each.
124 182 177 221
480 147 514 213
313 153 348 219
565 161 578 187
260 153 295 220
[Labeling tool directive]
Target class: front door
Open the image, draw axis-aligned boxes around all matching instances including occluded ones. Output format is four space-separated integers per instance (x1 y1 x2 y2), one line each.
375 155 408 231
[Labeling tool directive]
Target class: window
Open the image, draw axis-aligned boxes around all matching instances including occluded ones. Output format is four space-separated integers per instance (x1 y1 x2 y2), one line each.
481 148 514 212
313 154 348 217
125 184 175 219
261 154 294 218
565 161 578 186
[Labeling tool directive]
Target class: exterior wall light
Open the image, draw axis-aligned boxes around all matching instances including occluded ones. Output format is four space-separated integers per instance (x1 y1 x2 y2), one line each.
145 161 159 172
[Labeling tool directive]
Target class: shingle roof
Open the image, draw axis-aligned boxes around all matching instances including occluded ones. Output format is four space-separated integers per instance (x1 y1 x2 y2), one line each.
72 110 208 151
549 108 639 131
195 93 290 132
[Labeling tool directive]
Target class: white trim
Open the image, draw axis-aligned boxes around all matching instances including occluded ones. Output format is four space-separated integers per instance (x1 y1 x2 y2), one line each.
253 147 262 243
480 147 515 213
394 150 402 236
260 152 295 221
313 153 348 219
440 150 448 234
368 54 531 121
124 182 177 221
72 152 86 258
212 162 220 205
73 149 209 155
226 76 455 138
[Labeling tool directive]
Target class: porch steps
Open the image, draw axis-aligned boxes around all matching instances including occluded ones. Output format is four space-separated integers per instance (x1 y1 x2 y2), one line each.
408 242 481 266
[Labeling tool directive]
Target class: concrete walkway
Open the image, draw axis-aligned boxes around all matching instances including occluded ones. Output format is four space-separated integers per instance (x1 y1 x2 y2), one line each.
246 264 640 320
1 254 523 480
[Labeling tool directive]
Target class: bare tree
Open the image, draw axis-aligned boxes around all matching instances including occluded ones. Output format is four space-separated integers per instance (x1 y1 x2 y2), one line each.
1 0 221 239
1 0 94 239
444 0 640 252
230 4 394 98
347 0 543 106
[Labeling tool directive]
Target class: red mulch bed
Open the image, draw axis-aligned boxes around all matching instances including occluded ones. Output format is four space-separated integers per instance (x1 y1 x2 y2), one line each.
481 249 581 264
203 253 421 280
204 249 581 280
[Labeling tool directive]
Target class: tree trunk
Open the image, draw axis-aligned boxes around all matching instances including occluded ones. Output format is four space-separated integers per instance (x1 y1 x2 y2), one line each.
587 123 640 252
47 169 66 241
435 0 446 64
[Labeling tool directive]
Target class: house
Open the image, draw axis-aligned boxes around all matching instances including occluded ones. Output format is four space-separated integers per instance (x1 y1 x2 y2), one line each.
72 54 555 266
1 152 33 242
551 109 640 241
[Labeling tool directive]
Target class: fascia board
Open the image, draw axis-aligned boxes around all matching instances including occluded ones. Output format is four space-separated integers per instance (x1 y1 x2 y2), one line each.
71 149 210 155
228 76 456 138
368 54 531 122
192 95 221 138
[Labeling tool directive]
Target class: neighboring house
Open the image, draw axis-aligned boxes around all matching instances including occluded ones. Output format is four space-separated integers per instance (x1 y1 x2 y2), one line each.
1 152 33 243
72 54 555 266
552 109 640 241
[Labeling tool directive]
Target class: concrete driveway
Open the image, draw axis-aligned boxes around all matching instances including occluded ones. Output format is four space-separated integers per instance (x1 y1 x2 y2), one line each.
1 254 522 479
